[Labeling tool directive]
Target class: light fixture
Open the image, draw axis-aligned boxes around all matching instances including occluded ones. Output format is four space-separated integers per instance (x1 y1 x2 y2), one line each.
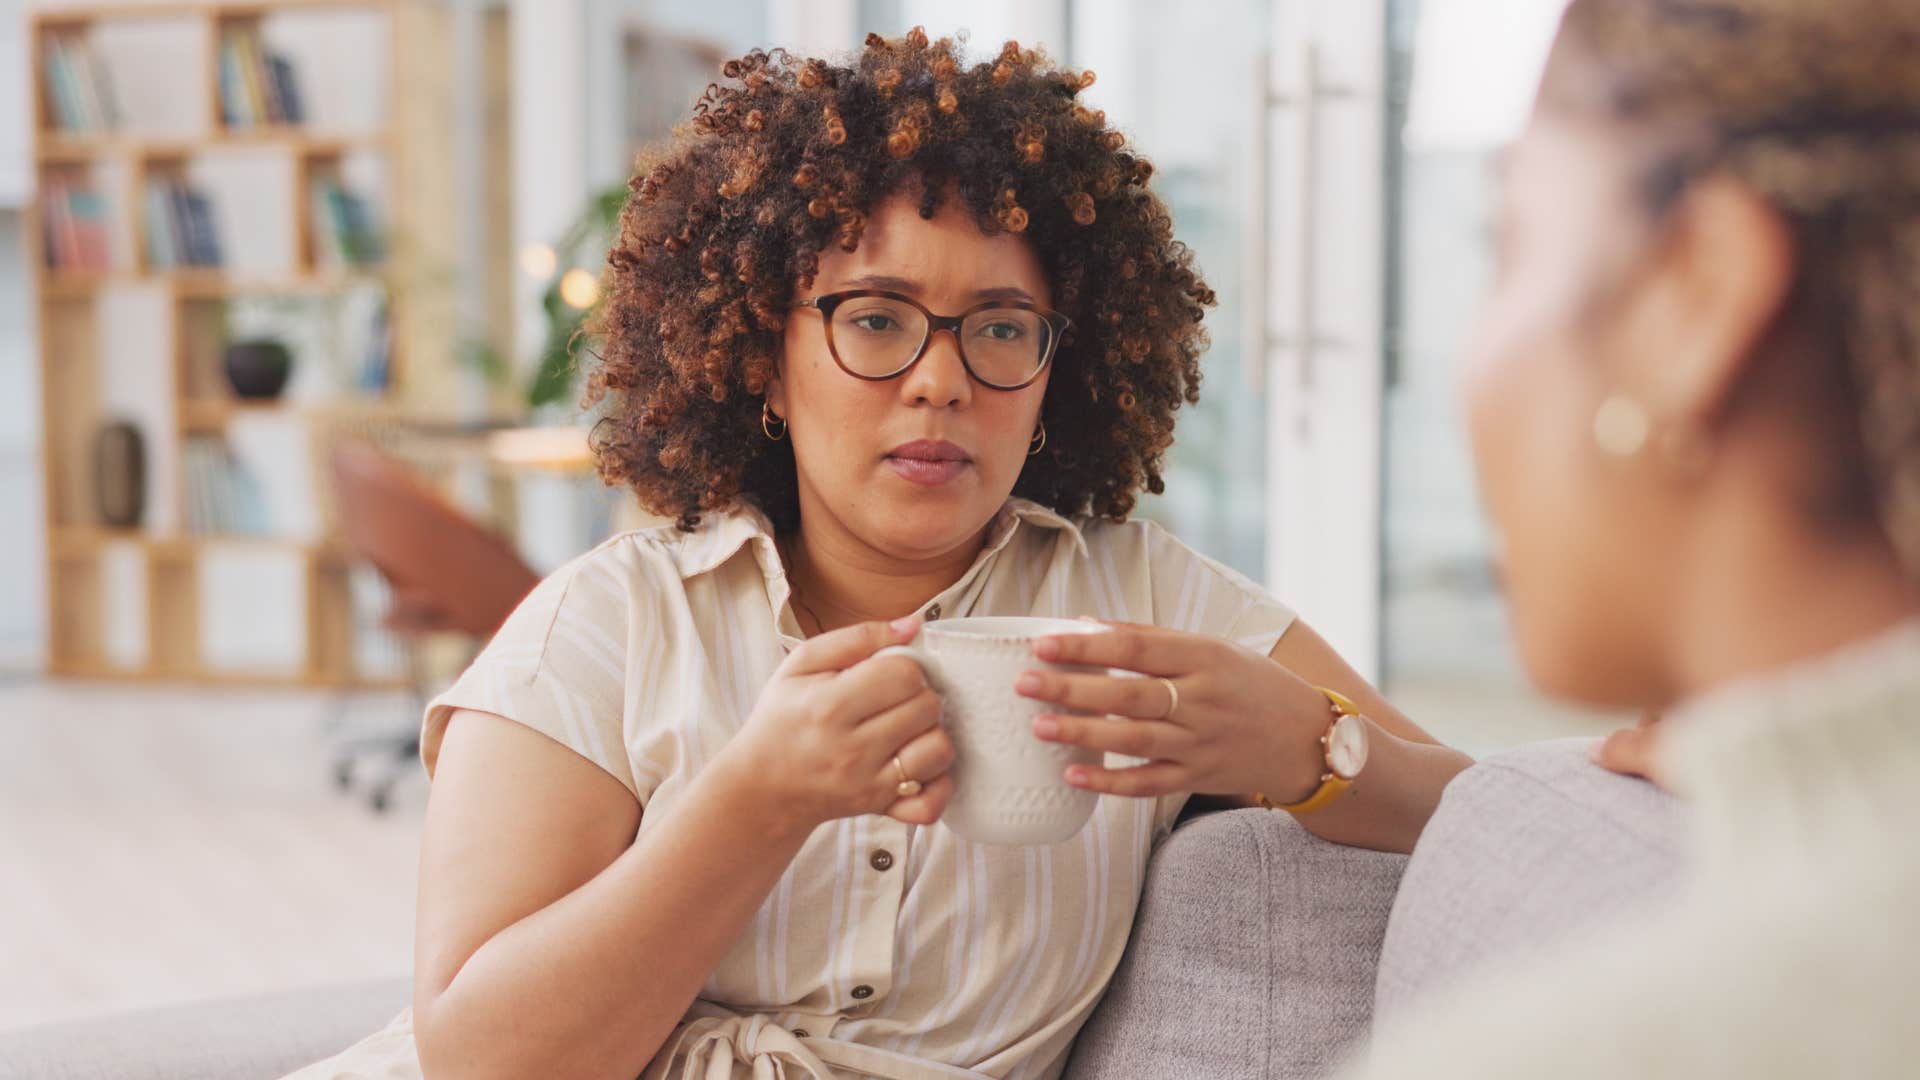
559 268 602 310
519 242 558 279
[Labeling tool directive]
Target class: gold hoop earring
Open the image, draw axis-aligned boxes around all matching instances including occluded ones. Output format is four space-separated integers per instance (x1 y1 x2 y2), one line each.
762 402 788 442
1028 421 1047 457
1593 394 1651 459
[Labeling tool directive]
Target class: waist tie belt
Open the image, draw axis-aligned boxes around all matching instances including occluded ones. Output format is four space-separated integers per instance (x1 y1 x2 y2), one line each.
643 1004 989 1080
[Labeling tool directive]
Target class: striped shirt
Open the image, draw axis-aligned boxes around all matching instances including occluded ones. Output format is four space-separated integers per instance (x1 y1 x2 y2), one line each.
298 498 1294 1080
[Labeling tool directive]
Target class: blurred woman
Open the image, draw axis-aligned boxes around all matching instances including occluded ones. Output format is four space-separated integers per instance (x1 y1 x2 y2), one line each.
1348 0 1920 1076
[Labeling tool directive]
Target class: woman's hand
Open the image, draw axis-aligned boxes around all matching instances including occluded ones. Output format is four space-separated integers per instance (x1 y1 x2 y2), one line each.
1016 621 1336 802
723 617 957 833
1591 710 1671 790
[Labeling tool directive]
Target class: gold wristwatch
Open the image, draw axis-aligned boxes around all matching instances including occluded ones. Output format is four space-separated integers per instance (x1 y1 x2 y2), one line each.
1256 687 1371 815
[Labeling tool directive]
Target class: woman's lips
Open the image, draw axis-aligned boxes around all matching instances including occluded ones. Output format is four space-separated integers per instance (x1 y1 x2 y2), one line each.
887 457 970 485
886 440 971 486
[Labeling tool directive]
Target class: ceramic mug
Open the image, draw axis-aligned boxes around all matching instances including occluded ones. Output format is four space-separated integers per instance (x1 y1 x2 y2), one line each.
877 616 1112 845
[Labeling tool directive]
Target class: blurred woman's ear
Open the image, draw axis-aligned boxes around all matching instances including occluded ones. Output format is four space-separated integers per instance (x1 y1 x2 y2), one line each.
1615 174 1797 436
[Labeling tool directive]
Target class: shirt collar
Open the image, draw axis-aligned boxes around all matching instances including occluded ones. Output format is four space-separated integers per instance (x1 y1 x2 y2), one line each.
670 497 1088 582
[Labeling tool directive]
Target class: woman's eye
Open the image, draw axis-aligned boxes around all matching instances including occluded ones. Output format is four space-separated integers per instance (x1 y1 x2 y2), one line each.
851 313 901 332
978 321 1025 342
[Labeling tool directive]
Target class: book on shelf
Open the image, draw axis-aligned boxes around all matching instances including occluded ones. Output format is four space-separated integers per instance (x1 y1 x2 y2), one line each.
310 178 385 268
141 177 223 269
359 299 392 393
41 33 121 135
184 436 269 537
219 27 306 128
41 182 114 272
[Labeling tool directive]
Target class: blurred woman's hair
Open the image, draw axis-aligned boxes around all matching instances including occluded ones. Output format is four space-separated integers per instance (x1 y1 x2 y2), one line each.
1542 0 1920 572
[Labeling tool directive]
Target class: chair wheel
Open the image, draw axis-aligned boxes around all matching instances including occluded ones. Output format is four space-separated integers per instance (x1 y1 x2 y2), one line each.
370 788 391 814
333 760 355 790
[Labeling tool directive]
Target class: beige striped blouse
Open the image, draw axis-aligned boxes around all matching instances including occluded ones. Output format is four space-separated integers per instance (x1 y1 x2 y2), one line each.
293 498 1295 1080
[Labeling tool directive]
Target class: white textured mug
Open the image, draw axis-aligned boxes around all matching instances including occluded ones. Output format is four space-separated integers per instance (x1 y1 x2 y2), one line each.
877 616 1111 846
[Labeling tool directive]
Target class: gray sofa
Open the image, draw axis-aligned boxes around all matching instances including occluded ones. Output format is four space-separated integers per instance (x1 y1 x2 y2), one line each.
0 739 1683 1079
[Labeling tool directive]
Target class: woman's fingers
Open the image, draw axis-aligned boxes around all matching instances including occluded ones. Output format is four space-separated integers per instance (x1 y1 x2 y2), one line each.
1590 723 1667 788
1032 621 1218 677
1062 760 1188 798
886 774 956 827
783 616 920 677
823 651 932 727
1033 713 1192 760
885 715 957 785
1016 669 1179 719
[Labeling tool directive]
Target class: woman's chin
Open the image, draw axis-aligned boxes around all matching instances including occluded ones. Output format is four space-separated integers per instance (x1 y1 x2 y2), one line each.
861 490 1001 557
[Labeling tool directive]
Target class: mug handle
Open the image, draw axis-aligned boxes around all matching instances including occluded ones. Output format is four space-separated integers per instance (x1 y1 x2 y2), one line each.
874 643 942 694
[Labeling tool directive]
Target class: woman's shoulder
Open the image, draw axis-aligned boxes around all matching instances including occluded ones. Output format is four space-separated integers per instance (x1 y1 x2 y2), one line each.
551 503 774 596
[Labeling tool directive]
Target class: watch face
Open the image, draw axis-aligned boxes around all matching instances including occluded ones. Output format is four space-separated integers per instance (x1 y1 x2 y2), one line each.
1326 715 1369 779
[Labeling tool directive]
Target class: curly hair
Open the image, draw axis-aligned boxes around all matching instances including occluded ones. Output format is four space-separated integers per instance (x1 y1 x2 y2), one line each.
584 29 1215 532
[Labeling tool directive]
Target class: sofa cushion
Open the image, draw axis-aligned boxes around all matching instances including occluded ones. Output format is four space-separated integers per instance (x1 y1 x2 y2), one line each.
1375 738 1685 1023
0 977 410 1080
1065 808 1407 1080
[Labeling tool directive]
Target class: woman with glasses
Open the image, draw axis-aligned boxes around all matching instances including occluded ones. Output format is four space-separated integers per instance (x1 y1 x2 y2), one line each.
291 31 1468 1080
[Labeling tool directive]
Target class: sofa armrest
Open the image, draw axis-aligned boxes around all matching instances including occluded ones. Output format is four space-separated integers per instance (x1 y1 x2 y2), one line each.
0 977 410 1080
1065 809 1407 1080
1375 738 1685 1024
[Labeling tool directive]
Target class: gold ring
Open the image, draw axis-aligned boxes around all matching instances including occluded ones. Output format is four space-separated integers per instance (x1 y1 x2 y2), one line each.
892 755 922 799
1156 677 1180 721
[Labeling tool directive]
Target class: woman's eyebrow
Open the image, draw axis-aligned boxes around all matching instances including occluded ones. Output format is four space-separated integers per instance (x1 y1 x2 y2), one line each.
838 274 1036 304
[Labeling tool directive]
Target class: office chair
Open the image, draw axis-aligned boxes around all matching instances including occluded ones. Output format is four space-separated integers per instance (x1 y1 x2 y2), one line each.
326 438 540 811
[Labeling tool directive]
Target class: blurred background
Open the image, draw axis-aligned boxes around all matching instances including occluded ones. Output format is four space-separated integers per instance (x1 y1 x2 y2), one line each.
0 0 1612 1033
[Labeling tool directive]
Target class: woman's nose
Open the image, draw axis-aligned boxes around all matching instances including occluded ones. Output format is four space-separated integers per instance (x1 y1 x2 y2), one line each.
900 328 973 408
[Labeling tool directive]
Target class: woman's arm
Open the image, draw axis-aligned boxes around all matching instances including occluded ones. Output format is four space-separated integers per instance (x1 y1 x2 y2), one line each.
411 708 812 1080
1243 620 1474 852
413 617 954 1080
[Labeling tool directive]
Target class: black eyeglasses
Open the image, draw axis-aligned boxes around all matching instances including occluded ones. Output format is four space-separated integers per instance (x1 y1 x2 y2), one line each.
790 290 1071 391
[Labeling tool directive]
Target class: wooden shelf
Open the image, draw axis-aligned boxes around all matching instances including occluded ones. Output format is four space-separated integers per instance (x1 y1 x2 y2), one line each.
51 526 153 555
180 397 299 432
33 1 398 27
42 269 387 299
51 525 342 558
37 131 389 162
34 0 491 688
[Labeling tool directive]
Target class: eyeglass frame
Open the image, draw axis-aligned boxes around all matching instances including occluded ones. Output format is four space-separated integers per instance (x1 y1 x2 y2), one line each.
789 289 1072 391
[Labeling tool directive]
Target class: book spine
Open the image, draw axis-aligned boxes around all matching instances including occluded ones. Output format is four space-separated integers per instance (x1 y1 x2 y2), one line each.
183 190 222 268
256 45 284 125
268 55 304 126
83 39 121 130
219 38 248 128
46 39 84 133
51 184 82 270
235 31 269 128
68 190 110 271
144 181 175 269
68 37 104 133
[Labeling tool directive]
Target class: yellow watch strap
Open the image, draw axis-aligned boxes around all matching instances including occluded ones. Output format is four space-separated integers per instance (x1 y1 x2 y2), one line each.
1264 775 1352 815
1255 687 1364 816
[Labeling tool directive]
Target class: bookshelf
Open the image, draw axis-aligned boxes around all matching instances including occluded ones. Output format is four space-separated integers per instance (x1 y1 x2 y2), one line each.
28 0 494 686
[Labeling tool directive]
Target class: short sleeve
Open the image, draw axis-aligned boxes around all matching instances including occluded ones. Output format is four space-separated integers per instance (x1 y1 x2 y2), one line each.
1142 521 1297 657
420 541 640 801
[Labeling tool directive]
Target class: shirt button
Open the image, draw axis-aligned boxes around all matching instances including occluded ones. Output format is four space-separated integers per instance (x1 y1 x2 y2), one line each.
925 603 941 620
851 985 875 1001
870 849 895 872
